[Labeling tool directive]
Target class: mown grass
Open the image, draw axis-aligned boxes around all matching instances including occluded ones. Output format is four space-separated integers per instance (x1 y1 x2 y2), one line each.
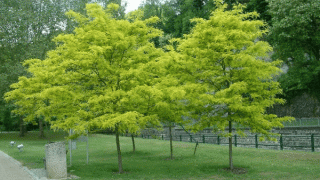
1 131 320 180
0 130 68 169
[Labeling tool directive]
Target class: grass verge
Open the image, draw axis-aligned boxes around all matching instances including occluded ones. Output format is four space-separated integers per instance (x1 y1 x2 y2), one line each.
1 131 320 180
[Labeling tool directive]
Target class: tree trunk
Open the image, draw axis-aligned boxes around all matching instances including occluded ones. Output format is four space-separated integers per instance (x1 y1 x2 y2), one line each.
229 120 233 170
131 134 135 153
115 126 123 173
45 120 49 130
169 124 173 159
19 116 25 137
39 118 45 138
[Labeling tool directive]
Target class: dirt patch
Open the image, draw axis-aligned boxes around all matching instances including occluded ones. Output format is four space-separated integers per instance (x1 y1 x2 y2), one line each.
23 162 39 169
222 167 248 174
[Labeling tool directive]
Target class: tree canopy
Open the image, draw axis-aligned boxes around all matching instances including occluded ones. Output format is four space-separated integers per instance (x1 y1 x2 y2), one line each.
2 0 304 174
0 0 128 132
267 0 320 101
5 3 162 173
176 0 293 170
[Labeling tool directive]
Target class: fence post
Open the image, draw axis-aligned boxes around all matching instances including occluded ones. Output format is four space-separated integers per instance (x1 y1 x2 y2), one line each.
190 135 192 142
234 135 237 147
142 134 144 138
147 135 149 139
311 134 315 152
255 134 258 149
217 135 220 145
203 135 205 144
280 134 283 150
180 135 182 142
162 135 164 140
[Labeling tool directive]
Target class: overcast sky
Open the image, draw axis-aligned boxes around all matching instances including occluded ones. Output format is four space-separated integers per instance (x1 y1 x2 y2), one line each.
125 0 144 13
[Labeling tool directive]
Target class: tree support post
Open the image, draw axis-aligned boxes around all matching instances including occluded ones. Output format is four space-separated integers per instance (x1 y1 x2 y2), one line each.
280 134 283 150
311 134 315 152
228 121 233 170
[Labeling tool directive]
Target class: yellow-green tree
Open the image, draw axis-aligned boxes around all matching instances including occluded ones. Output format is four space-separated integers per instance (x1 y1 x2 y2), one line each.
126 50 191 159
147 50 190 159
177 1 293 170
5 3 162 173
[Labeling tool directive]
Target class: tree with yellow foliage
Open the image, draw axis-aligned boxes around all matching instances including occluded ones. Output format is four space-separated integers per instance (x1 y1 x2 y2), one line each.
177 0 293 171
5 3 163 173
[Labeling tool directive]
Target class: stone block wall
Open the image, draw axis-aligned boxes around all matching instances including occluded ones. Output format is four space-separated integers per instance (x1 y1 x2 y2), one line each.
267 93 320 118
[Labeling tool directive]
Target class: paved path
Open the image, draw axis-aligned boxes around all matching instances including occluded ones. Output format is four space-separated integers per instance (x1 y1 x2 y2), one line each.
0 150 37 180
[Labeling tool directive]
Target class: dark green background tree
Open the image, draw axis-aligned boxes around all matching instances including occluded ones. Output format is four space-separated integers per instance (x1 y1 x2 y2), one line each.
267 0 320 101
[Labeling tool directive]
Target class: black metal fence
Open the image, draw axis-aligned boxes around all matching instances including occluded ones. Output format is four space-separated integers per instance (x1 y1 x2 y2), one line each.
133 133 320 152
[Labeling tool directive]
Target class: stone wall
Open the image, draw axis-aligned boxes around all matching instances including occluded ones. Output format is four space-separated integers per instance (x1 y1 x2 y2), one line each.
267 93 320 118
140 126 320 152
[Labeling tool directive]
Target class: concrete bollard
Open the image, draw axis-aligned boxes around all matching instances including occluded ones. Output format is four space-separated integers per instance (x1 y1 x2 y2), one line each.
45 141 67 179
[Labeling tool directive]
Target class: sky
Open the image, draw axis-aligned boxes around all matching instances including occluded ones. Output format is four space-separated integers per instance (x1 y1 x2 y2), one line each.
125 0 144 13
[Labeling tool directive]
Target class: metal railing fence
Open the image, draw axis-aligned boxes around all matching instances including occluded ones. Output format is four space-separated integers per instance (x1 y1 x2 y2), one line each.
133 133 320 152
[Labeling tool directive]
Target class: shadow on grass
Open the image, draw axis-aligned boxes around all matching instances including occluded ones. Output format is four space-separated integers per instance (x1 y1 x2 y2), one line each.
222 167 248 174
199 163 250 175
121 150 193 162
122 150 153 157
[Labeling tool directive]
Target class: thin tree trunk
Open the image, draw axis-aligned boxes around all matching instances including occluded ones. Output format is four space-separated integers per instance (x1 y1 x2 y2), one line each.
45 121 49 130
19 116 25 137
115 126 123 173
131 134 135 153
169 124 173 159
24 123 27 134
229 120 233 170
39 118 45 138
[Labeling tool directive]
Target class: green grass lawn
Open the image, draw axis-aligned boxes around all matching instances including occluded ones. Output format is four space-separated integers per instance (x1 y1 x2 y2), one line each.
1 131 320 180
